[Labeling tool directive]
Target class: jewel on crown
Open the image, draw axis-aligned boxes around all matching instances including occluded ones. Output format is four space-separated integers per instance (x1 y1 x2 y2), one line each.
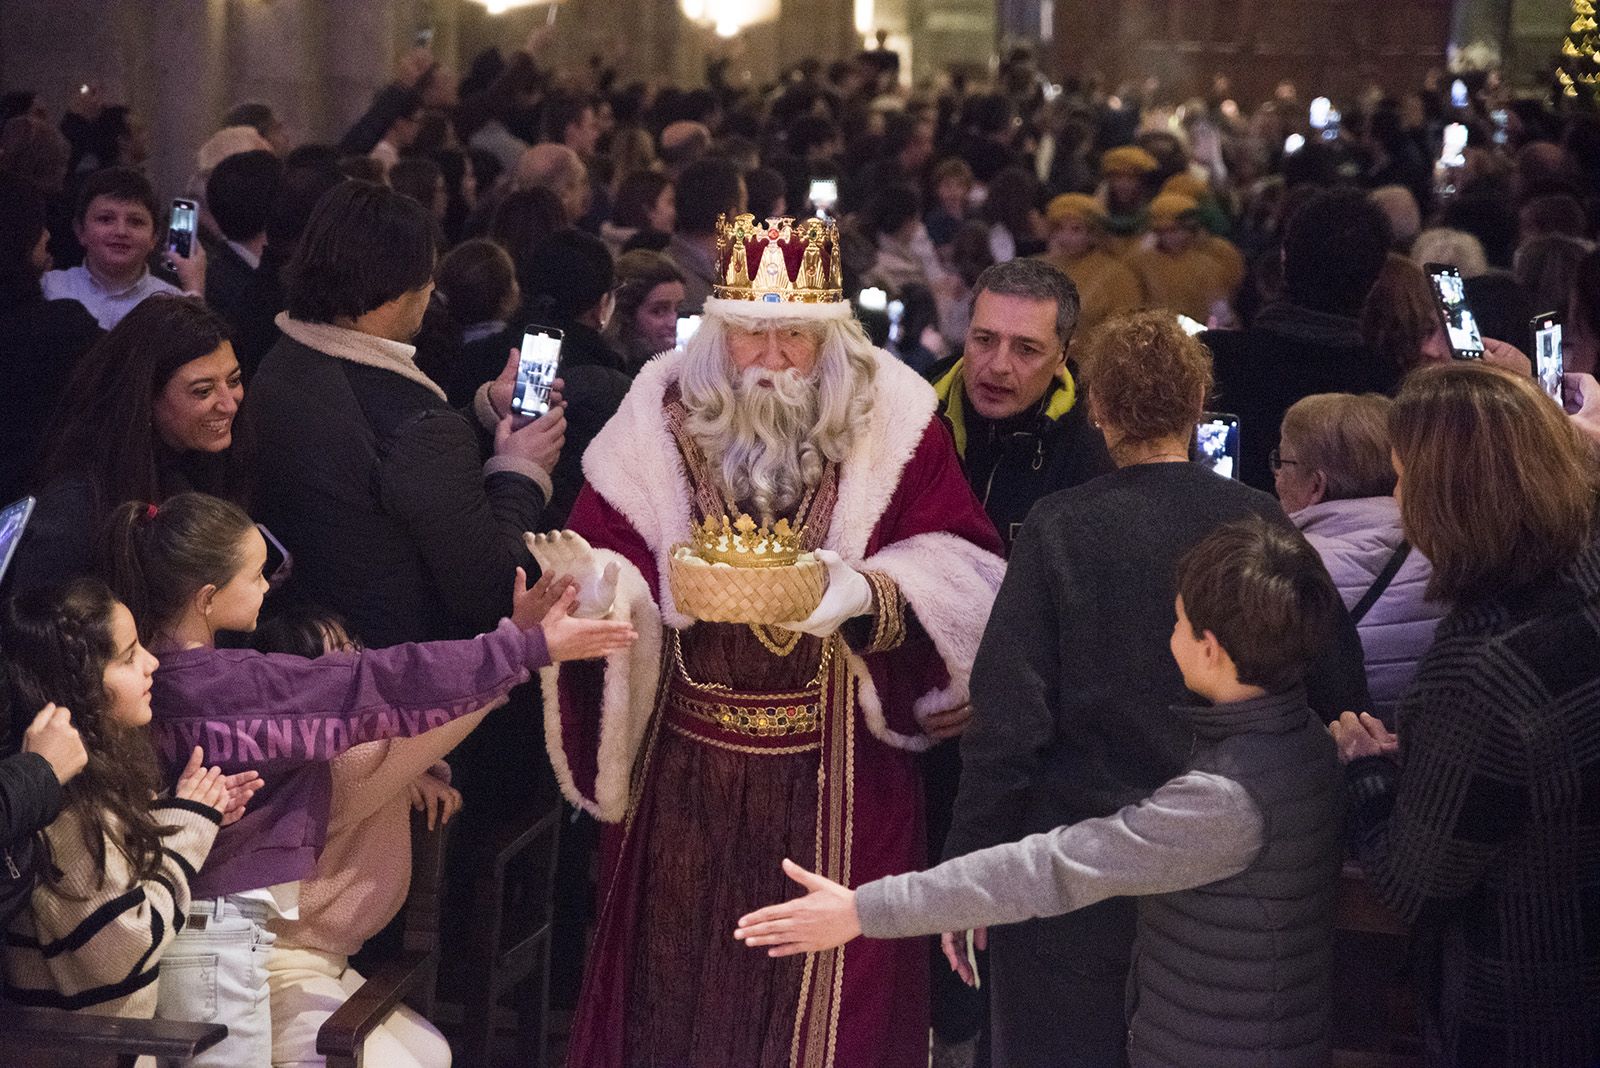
712 212 845 305
691 513 804 568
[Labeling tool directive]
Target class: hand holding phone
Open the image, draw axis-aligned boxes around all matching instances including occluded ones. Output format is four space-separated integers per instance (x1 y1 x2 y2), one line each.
808 178 838 217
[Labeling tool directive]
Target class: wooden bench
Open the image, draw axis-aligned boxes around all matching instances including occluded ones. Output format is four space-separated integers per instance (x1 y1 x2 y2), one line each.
0 1006 227 1067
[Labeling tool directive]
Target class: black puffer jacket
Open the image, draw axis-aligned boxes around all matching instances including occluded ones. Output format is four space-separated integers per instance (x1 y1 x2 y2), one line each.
0 752 63 932
246 331 544 648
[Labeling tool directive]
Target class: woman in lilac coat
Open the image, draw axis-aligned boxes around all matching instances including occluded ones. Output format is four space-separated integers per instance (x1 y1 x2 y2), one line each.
1274 393 1447 722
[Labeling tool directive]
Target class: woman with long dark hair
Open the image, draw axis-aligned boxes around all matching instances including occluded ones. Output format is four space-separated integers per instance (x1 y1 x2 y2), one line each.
1332 362 1600 1066
10 295 247 594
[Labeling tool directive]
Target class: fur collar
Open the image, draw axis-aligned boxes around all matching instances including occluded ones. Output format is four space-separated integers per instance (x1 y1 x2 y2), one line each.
581 347 940 627
275 313 448 402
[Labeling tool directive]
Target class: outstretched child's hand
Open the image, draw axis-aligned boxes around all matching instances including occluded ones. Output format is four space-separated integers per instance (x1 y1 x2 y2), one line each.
511 567 577 631
734 858 860 957
541 587 637 662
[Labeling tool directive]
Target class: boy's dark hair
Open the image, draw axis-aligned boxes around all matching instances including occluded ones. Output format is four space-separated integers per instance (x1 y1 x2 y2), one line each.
207 149 282 242
286 180 436 323
675 157 743 235
1175 516 1340 694
73 165 158 225
437 238 518 325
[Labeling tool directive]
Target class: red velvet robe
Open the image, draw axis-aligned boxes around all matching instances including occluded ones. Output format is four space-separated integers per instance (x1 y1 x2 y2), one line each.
553 411 1002 1068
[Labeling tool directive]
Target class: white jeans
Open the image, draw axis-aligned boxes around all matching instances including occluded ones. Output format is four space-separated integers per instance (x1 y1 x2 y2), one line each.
155 896 276 1068
267 944 451 1068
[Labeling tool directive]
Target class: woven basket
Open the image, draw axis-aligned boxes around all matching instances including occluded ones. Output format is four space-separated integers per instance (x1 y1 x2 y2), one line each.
668 547 827 624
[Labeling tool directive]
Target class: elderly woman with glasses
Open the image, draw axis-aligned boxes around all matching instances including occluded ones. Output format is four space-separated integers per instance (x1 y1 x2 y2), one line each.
1273 392 1445 721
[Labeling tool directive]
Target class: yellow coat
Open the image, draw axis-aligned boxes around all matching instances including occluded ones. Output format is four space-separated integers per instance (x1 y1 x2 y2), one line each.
1131 240 1244 322
1039 249 1146 339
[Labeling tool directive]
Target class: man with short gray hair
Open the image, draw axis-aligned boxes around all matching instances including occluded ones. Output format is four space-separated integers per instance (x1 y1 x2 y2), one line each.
929 257 1113 552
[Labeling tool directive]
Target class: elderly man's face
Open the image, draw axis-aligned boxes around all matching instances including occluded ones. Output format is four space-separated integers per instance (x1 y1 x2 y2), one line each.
727 323 822 378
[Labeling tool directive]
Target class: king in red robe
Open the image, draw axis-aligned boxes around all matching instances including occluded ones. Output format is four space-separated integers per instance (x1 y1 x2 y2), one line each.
533 214 1004 1068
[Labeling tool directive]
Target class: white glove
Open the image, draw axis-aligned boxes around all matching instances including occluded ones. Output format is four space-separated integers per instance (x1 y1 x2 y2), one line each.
525 531 620 619
780 550 873 637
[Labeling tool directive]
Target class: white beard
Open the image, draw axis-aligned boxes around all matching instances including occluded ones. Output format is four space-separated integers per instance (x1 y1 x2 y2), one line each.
691 366 823 522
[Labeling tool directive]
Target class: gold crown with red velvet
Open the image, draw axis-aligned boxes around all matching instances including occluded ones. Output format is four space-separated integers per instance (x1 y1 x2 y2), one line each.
710 213 847 316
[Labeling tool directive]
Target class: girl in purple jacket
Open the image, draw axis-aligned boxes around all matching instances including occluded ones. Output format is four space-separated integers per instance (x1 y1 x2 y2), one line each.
101 491 634 1068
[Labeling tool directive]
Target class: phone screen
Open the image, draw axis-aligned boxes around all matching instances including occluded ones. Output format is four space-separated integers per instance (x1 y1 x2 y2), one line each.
675 314 702 350
887 299 905 350
1451 79 1469 109
168 199 198 258
1533 313 1564 403
1176 313 1207 337
1425 264 1484 359
808 178 838 215
0 495 36 587
513 327 563 420
1193 413 1241 480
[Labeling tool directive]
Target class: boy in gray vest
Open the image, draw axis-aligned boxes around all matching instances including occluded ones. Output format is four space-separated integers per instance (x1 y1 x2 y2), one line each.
736 515 1346 1068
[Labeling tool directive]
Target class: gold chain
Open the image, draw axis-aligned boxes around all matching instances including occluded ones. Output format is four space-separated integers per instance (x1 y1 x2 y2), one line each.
748 623 803 656
671 629 834 691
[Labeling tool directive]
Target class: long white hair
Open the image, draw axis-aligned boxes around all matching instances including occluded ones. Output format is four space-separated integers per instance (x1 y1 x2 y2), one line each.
679 308 877 520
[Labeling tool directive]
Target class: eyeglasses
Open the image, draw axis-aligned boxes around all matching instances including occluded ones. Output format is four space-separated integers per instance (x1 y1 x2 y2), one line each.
1268 447 1303 472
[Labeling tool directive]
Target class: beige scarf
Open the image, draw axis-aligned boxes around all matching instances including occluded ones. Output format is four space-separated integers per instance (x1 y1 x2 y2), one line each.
274 312 448 402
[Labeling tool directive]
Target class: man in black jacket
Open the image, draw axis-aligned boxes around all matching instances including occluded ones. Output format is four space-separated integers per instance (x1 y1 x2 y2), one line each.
1202 189 1398 492
202 149 279 329
247 181 561 649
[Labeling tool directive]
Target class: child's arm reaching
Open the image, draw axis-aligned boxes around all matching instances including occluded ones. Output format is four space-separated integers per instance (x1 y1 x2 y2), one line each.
736 770 1263 957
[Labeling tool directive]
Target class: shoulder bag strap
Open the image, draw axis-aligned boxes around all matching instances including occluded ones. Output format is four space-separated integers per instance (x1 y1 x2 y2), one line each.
1349 541 1413 625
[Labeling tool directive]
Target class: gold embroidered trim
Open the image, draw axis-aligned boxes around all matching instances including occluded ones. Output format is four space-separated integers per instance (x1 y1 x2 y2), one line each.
750 622 804 657
671 691 822 738
858 570 907 654
671 628 833 694
665 719 822 755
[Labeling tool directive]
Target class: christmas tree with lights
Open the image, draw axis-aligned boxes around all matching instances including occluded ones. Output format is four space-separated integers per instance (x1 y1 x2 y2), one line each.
1560 0 1600 101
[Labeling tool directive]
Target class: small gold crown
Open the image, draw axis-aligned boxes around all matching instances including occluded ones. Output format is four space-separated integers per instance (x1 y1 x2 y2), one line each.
713 213 845 305
690 513 804 568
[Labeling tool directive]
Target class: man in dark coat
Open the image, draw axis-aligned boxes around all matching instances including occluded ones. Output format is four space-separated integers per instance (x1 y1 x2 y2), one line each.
923 258 1114 1054
1202 189 1398 492
247 180 560 648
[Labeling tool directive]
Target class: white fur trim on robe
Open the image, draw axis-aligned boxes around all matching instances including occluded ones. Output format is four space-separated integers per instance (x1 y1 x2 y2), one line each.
850 532 1007 752
547 346 1003 819
540 549 663 822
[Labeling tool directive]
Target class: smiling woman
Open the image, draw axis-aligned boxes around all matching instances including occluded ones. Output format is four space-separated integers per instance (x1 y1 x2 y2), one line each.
8 296 252 595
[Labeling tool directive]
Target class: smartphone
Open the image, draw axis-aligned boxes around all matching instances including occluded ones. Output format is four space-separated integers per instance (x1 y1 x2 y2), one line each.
513 326 563 423
1491 108 1509 147
887 298 905 350
1308 97 1331 130
675 314 701 349
167 198 198 260
1532 312 1564 403
808 177 838 216
0 496 36 587
1283 133 1306 156
1176 313 1207 337
1193 412 1241 480
1451 78 1469 109
1440 122 1468 168
414 27 434 48
1424 263 1484 360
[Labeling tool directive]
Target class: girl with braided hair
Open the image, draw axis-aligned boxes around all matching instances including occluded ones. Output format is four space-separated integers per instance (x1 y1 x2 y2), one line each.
1 576 257 1018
